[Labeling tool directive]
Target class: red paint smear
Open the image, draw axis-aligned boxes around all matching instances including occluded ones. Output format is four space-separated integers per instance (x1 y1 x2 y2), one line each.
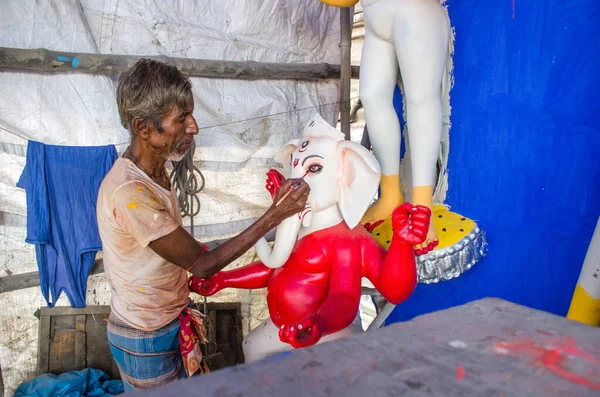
512 0 515 19
364 219 384 232
494 337 600 390
456 366 465 381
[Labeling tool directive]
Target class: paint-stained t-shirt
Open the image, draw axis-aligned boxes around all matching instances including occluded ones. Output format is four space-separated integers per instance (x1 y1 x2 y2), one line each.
96 157 190 331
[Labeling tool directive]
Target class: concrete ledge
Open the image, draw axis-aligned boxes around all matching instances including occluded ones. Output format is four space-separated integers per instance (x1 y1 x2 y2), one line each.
131 298 600 397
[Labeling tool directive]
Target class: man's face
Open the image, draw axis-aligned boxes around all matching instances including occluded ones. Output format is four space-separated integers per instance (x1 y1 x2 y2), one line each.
148 97 198 162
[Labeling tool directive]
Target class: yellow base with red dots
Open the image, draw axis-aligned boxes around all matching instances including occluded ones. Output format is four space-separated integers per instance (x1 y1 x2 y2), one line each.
371 205 474 250
370 205 487 283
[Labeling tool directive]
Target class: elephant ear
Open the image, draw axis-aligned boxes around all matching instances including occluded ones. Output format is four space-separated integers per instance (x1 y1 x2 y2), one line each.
337 141 381 228
274 139 300 176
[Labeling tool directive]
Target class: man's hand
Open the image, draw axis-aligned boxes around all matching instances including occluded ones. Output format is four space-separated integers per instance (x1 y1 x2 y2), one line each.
278 313 325 348
269 178 310 222
188 273 224 296
392 203 431 246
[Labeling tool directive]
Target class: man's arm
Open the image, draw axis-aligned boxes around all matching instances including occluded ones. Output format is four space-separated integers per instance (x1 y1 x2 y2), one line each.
149 178 309 278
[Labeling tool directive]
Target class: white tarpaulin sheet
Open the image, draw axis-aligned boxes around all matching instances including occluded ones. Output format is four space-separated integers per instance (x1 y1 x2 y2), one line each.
0 0 341 237
0 1 343 394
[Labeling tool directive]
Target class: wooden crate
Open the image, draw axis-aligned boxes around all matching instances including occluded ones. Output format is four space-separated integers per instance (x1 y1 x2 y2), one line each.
35 306 119 379
35 302 244 378
196 301 245 370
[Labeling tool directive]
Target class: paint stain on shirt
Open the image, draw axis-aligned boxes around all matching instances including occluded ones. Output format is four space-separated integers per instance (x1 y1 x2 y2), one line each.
148 195 160 207
127 202 138 209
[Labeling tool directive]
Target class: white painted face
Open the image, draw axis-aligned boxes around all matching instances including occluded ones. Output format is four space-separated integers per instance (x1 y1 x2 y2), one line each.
287 136 338 214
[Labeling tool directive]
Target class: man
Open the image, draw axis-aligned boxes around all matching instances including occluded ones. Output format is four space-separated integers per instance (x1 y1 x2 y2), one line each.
96 59 309 391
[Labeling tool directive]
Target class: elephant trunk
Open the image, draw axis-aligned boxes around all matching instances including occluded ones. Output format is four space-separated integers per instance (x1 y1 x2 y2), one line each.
254 213 302 268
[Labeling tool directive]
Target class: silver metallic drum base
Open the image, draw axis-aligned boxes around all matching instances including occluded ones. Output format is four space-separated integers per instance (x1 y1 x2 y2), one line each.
416 225 487 284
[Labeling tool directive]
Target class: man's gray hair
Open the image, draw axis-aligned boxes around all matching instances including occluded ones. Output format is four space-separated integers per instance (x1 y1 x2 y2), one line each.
117 59 193 135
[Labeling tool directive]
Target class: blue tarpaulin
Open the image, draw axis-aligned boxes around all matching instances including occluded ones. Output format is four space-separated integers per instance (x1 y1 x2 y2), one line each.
14 368 123 397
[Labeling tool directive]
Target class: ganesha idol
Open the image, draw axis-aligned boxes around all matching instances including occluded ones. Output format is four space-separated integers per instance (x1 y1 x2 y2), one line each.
189 114 431 363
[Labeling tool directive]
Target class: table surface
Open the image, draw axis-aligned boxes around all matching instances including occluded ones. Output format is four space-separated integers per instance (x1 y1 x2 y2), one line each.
134 298 600 397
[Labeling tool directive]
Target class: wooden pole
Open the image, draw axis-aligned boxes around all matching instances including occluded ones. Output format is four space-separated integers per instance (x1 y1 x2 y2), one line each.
0 259 105 295
0 47 360 81
339 7 353 140
0 236 232 294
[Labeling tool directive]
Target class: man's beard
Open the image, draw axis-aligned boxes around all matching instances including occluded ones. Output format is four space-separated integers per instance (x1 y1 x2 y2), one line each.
163 147 189 162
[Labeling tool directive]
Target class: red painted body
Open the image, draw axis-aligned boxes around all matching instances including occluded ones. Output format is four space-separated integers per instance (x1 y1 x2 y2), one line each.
190 168 429 348
189 202 429 348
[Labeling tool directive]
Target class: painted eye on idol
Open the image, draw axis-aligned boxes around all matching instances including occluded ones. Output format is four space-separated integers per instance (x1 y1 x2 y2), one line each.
307 164 323 174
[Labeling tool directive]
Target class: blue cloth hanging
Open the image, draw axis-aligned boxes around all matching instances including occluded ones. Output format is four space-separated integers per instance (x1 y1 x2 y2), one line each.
17 141 117 307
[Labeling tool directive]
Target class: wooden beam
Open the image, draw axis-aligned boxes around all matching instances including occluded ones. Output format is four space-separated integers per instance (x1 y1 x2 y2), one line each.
0 259 105 295
36 309 51 375
339 7 353 139
36 305 112 317
0 236 229 294
0 47 360 81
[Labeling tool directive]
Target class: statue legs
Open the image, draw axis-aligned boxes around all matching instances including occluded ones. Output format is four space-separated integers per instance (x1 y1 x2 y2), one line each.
360 0 450 252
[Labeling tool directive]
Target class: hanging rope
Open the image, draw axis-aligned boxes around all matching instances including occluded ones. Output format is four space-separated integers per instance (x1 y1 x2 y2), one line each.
170 140 212 350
